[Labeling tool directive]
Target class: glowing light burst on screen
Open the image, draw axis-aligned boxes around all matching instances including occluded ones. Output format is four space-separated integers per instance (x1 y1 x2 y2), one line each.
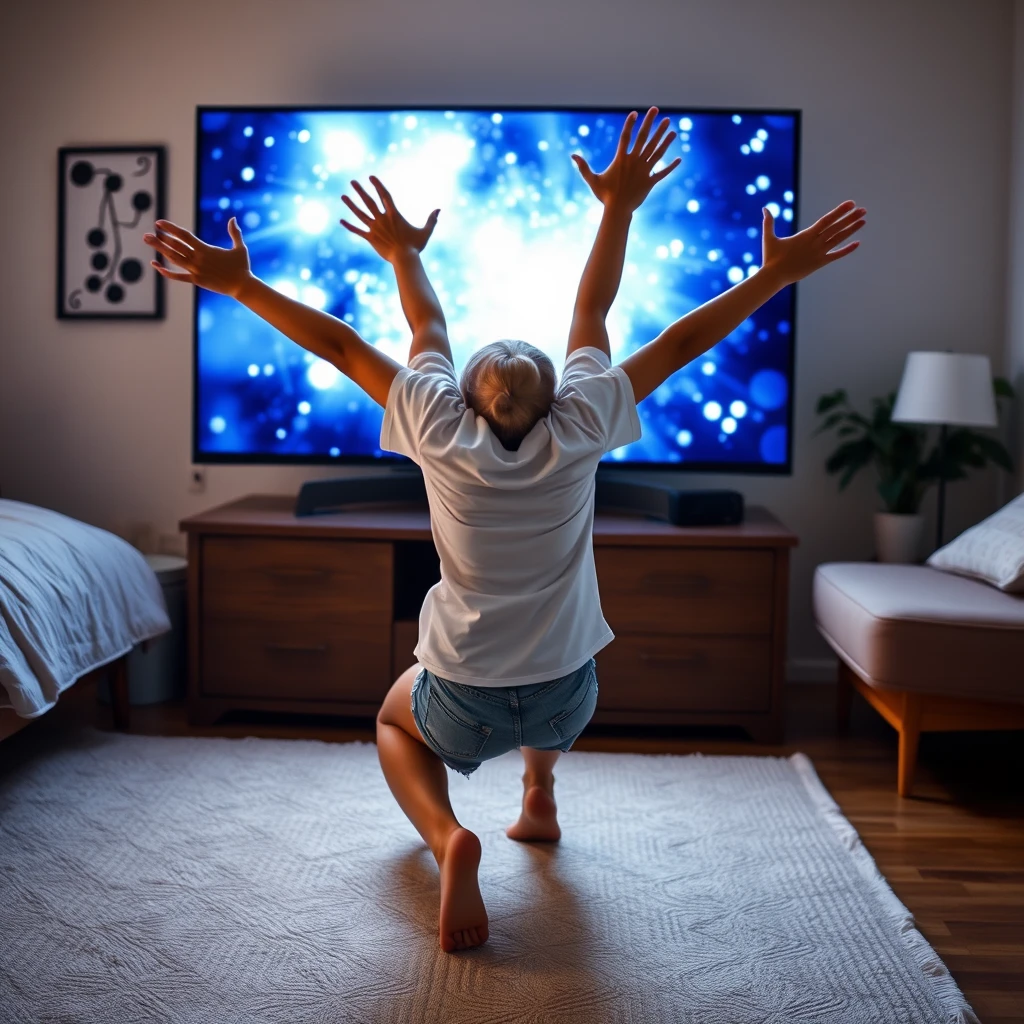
195 108 798 465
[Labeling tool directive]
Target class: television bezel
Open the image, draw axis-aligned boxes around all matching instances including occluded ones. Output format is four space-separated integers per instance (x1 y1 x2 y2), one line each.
192 103 802 473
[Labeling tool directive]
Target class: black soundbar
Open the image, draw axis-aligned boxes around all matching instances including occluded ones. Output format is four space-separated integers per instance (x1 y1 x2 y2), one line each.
595 477 744 526
296 472 743 526
295 474 426 516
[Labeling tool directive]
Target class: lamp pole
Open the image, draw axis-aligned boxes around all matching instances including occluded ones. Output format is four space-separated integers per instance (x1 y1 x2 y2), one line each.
935 422 948 550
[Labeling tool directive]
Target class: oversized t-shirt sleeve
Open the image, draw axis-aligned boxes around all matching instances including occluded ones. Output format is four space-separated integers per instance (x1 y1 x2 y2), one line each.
552 347 642 454
380 352 464 463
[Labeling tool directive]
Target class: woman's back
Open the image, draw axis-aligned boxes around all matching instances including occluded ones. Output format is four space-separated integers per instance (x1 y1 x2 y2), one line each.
380 347 641 686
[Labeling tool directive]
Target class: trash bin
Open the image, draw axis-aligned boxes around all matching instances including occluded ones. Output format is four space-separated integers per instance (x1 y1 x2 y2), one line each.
100 554 187 706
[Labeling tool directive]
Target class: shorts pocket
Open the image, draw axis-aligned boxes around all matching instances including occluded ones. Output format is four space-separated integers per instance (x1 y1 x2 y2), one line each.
424 685 492 761
549 665 598 746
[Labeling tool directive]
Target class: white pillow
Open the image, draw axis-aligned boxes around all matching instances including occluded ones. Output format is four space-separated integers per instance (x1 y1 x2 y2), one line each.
927 492 1024 593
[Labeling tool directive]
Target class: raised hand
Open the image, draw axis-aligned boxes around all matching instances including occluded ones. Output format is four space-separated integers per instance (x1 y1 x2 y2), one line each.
341 176 440 262
762 200 866 284
143 218 253 297
571 107 681 213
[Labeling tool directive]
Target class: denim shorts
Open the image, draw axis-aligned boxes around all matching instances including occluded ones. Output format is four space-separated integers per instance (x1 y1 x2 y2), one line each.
410 659 598 777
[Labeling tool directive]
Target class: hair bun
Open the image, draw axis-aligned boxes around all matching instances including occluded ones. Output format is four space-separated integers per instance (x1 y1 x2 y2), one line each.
492 391 515 416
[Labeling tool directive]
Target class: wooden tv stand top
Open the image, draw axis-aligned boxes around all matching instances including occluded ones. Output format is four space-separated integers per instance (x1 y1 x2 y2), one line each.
180 494 797 548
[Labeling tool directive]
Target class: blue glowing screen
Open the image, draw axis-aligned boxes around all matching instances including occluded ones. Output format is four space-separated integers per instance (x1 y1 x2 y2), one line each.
195 107 798 467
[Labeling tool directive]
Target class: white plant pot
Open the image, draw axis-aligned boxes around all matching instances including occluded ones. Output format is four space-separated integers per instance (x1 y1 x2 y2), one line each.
874 512 926 564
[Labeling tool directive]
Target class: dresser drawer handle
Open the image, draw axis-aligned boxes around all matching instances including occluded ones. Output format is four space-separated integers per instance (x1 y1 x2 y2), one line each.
265 643 329 655
265 569 331 582
639 653 707 669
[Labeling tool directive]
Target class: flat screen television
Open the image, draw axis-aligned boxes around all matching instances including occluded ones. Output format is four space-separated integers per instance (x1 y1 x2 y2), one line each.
194 105 800 471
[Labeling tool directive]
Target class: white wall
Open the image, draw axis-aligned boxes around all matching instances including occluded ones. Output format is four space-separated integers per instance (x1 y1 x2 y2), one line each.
0 0 1015 675
1009 0 1024 493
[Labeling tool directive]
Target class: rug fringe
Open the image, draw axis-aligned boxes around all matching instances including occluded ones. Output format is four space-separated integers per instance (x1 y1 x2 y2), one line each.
789 753 980 1024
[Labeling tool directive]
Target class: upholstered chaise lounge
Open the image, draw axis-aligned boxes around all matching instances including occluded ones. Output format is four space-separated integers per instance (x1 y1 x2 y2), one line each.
813 562 1024 796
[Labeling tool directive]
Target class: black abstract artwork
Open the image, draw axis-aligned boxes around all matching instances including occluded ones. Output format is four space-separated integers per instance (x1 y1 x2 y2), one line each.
58 146 166 319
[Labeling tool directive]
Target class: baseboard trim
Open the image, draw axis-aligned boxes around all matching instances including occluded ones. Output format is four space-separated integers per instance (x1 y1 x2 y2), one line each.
787 658 837 684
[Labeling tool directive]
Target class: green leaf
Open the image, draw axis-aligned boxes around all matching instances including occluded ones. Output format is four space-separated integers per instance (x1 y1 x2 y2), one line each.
994 377 1015 400
838 464 861 490
970 433 1014 472
815 389 848 414
826 437 874 485
813 411 848 436
877 476 920 513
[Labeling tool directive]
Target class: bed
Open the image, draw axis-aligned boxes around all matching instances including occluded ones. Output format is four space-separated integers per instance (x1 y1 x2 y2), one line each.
0 499 171 739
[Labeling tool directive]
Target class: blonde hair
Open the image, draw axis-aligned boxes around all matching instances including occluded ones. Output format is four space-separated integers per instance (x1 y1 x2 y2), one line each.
461 340 557 450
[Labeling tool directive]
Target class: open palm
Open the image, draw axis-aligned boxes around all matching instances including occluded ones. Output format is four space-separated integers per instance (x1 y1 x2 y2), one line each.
340 176 439 261
763 200 867 284
143 218 252 297
572 107 681 213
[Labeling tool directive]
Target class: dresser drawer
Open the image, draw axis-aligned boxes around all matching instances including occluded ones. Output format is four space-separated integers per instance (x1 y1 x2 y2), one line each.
201 619 392 702
201 537 392 624
596 634 772 712
596 548 774 635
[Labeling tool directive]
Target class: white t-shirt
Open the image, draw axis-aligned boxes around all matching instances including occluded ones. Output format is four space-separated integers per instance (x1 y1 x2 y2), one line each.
381 347 641 687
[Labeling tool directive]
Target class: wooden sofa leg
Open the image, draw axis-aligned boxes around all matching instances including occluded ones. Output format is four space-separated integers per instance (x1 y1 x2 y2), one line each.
897 693 922 797
836 661 854 735
110 656 131 732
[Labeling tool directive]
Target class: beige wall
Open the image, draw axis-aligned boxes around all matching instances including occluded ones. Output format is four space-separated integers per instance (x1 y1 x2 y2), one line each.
1009 0 1024 493
0 0 1015 676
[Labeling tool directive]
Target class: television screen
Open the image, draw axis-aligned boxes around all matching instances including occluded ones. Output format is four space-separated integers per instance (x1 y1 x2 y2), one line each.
194 106 800 470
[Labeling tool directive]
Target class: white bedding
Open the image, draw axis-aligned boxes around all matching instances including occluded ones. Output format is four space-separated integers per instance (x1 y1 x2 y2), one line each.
0 500 171 718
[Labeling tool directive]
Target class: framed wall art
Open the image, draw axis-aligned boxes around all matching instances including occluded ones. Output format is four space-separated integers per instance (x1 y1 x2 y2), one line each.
57 145 166 319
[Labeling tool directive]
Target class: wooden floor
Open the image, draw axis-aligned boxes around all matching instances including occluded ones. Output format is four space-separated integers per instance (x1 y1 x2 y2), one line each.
11 681 1024 1022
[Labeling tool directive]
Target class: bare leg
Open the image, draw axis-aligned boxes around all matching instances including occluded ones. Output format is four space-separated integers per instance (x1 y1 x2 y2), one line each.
506 747 562 842
377 665 488 952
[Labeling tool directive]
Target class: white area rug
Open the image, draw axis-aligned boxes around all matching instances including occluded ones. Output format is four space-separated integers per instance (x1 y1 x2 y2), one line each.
0 730 975 1024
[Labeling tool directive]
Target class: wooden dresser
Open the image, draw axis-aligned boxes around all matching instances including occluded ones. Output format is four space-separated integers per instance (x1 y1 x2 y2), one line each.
181 496 796 741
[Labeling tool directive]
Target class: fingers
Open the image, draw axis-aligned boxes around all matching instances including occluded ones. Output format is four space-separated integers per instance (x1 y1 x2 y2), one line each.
825 240 860 262
640 117 673 162
340 219 371 239
145 227 192 260
226 215 244 249
645 128 677 168
650 156 681 184
571 153 597 186
615 111 639 158
821 207 866 243
630 106 659 155
154 220 201 249
368 175 394 211
151 261 193 283
350 180 383 217
143 231 193 268
763 205 777 238
341 194 374 226
423 208 440 237
823 219 865 250
811 200 857 236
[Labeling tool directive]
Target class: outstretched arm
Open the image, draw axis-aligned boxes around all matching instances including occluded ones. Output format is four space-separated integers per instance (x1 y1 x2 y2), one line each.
341 176 452 365
620 201 867 402
567 107 681 360
144 217 400 407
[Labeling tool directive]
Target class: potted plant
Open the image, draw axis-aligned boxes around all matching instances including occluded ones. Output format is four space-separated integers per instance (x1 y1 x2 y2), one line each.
814 382 1014 563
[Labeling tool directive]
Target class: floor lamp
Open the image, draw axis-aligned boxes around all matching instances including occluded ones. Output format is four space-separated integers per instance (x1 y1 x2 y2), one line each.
891 351 997 550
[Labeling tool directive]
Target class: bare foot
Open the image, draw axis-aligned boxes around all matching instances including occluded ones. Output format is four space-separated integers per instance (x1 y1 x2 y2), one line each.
438 828 488 953
506 785 561 842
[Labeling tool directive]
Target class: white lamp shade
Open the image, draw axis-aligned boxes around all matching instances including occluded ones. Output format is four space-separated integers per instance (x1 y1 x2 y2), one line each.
891 351 997 427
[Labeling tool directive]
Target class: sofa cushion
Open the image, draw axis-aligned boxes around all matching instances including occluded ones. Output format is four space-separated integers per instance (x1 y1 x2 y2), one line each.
926 492 1024 593
813 562 1024 703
